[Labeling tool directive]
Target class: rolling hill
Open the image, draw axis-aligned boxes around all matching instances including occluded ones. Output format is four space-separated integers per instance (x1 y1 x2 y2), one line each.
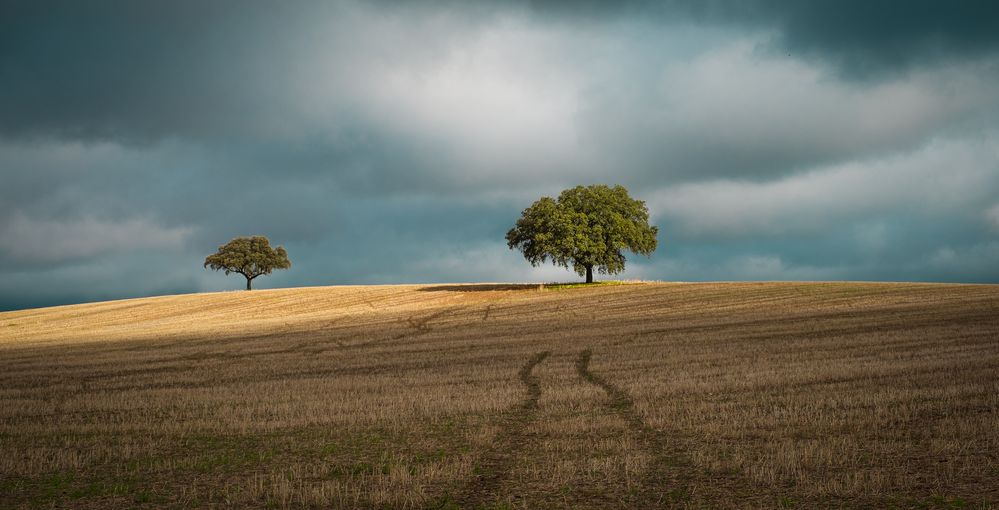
1 282 997 508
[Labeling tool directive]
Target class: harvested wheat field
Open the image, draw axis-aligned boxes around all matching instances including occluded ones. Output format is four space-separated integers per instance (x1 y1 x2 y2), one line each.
1 282 997 509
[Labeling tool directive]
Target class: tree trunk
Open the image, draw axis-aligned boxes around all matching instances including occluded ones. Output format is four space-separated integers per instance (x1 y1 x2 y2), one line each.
585 265 593 284
246 276 252 291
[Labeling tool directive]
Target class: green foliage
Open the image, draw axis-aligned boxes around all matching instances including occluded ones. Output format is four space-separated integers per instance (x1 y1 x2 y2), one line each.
203 236 291 290
506 185 658 282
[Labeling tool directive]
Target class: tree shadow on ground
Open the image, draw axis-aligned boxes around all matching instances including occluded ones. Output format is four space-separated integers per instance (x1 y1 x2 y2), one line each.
417 284 544 292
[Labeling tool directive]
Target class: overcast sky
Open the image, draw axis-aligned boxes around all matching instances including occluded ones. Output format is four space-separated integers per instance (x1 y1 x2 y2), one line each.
2 1 999 310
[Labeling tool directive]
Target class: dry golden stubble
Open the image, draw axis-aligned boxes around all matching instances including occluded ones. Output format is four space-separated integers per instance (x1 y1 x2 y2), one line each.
1 282 997 508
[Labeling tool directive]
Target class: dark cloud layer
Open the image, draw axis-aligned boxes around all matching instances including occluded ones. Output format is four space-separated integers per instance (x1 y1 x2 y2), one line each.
530 0 999 77
734 0 999 77
6 1 999 142
1 1 998 311
0 1 309 142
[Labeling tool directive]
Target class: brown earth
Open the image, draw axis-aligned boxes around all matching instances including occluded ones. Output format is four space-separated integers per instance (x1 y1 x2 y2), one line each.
1 281 997 508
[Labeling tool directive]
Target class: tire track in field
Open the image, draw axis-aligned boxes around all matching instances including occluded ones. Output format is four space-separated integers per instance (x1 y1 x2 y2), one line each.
404 308 450 333
575 349 693 507
450 350 550 509
314 307 455 353
576 349 782 507
111 308 450 370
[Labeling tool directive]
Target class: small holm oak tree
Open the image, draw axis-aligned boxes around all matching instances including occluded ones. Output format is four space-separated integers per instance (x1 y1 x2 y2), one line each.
204 236 290 290
506 185 658 283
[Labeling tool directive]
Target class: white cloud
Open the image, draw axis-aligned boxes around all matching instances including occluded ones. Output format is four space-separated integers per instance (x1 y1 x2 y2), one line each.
649 135 999 237
0 215 192 264
652 253 848 281
286 6 599 189
412 242 579 283
927 242 999 278
666 40 991 152
727 254 785 279
853 222 889 255
929 246 958 266
409 241 650 284
581 36 999 181
985 204 999 232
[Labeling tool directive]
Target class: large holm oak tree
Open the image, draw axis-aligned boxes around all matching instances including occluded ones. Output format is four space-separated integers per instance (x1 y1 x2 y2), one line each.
506 185 658 283
204 236 291 290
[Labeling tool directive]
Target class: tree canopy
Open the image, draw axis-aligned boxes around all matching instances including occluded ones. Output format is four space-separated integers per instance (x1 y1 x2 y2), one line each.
506 185 658 283
203 236 290 290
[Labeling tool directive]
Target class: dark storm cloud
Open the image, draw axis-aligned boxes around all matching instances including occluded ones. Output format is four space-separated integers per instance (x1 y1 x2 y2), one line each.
0 0 317 142
5 0 997 144
734 0 999 78
527 0 999 78
0 0 506 144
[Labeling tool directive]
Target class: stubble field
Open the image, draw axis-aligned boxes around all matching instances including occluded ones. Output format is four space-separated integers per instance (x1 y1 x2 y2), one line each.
1 281 997 509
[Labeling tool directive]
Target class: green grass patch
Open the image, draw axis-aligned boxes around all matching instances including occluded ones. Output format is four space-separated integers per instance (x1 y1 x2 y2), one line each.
10 472 151 507
40 472 76 499
916 495 971 509
777 495 798 508
481 502 516 510
542 280 631 291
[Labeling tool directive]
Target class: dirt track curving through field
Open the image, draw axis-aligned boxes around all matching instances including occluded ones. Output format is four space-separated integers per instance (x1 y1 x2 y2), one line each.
576 349 686 506
450 350 550 508
576 348 766 507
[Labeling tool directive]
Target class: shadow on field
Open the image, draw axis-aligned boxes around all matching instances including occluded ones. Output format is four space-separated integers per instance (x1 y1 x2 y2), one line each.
418 284 543 292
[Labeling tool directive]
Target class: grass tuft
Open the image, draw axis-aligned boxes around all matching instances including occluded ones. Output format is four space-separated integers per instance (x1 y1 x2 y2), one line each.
542 280 632 291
